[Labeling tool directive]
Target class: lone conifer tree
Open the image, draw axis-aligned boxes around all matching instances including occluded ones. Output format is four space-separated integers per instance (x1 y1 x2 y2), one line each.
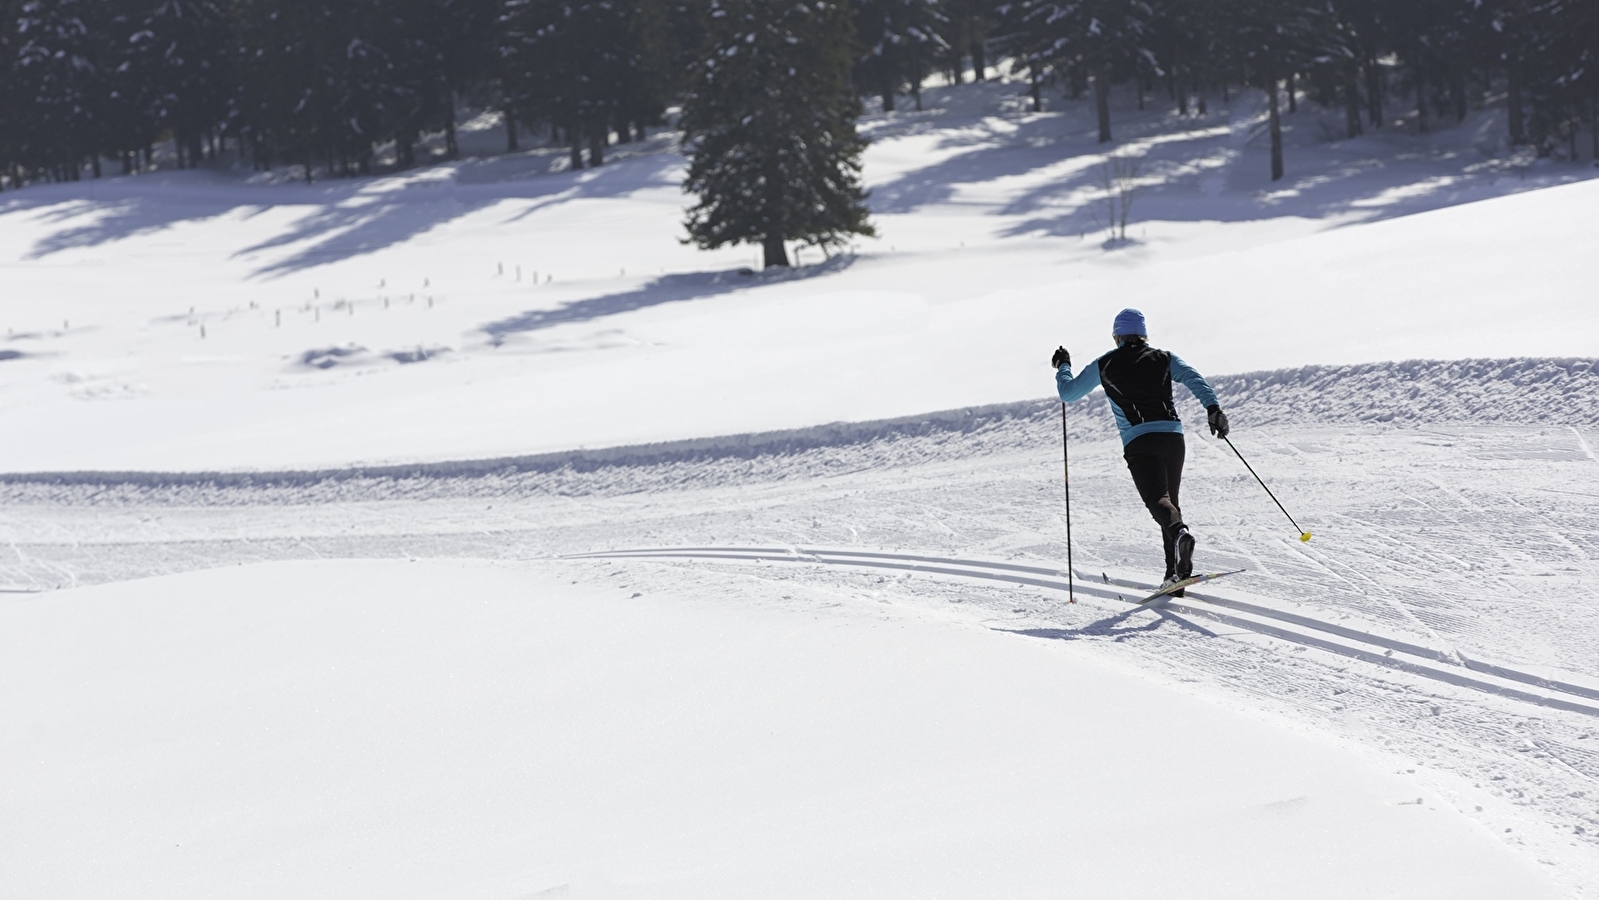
681 0 875 268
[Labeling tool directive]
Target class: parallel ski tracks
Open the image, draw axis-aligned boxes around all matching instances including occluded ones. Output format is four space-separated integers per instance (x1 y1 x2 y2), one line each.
566 545 1599 718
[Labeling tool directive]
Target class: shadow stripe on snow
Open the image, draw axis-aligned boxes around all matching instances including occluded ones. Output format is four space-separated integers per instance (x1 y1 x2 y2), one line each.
567 546 1599 718
3 357 1596 487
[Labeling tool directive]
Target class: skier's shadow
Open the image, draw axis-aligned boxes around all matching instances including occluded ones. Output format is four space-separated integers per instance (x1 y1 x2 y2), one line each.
997 602 1220 643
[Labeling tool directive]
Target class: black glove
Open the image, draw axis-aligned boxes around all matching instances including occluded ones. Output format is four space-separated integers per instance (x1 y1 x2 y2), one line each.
1207 405 1230 439
1050 346 1071 368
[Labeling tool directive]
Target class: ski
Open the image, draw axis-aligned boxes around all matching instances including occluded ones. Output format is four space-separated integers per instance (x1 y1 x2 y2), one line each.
1137 569 1247 605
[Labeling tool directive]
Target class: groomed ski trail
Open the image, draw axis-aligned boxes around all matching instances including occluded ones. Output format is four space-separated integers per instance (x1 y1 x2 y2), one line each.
566 545 1599 718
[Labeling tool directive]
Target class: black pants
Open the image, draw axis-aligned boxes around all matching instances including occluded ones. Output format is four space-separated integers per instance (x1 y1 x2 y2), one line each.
1123 432 1187 577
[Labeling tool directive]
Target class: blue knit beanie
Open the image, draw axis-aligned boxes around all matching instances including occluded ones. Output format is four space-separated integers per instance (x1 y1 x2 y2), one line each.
1113 308 1147 337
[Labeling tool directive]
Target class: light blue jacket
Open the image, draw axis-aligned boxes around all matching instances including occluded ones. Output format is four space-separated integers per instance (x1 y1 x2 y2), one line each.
1056 351 1219 446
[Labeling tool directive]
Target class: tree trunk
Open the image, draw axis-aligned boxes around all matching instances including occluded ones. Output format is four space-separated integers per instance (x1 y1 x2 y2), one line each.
762 235 789 268
1590 96 1598 160
445 97 459 160
1415 65 1429 134
971 40 986 81
570 119 585 170
1095 73 1112 143
505 108 519 152
1344 65 1364 138
1366 59 1384 128
1030 68 1042 112
1269 79 1284 181
1287 72 1297 113
1450 70 1467 122
1175 65 1188 115
588 115 604 167
92 154 101 178
1508 66 1526 146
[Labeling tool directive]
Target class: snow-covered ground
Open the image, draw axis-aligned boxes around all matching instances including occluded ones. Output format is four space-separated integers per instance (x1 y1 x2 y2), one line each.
1 81 1596 472
3 80 1598 896
1 558 1575 899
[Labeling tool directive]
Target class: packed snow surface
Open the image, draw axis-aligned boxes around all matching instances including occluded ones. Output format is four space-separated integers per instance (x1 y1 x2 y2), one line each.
0 560 1571 899
2 80 1598 897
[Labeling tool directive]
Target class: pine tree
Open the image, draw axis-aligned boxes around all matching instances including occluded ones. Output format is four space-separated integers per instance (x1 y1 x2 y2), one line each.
133 1 231 169
501 0 638 169
853 0 948 112
682 0 875 268
1225 0 1329 180
11 0 112 180
938 0 993 83
389 0 498 161
1143 0 1222 116
993 0 1155 140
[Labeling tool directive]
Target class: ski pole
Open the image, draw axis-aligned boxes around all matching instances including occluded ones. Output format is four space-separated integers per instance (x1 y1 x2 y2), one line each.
1061 403 1075 603
1223 436 1312 542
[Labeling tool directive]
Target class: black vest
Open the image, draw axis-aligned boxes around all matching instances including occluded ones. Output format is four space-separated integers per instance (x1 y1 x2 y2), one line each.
1097 342 1178 426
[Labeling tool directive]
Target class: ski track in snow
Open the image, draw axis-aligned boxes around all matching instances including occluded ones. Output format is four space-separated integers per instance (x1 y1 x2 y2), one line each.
3 360 1598 891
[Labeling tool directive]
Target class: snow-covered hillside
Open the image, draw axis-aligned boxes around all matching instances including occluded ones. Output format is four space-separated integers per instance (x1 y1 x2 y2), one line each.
1 81 1596 472
3 80 1597 897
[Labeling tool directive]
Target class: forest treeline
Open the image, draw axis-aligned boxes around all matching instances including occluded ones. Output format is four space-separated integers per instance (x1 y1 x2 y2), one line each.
2 0 1597 189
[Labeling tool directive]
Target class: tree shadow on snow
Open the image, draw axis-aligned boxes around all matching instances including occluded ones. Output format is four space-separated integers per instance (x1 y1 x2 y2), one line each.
243 154 681 279
867 93 1599 240
6 151 681 280
480 255 857 343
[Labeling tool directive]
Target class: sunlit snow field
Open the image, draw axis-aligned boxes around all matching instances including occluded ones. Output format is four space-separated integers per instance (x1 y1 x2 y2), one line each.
3 80 1598 898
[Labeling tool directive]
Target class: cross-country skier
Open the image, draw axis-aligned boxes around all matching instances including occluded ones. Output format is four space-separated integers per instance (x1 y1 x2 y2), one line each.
1051 308 1230 595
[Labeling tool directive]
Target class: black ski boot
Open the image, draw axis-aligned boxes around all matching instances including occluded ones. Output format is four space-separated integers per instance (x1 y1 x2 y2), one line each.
1172 526 1196 596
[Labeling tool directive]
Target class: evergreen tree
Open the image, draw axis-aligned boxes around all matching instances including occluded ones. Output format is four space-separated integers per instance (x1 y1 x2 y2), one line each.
1314 0 1383 139
938 0 993 83
1143 0 1221 116
853 0 948 112
1225 0 1329 180
501 0 640 169
0 0 15 186
682 0 875 268
391 0 498 160
12 0 112 180
994 0 1155 139
134 1 231 169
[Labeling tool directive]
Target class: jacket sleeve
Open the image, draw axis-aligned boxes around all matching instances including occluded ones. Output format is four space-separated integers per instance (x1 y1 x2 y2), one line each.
1169 354 1220 408
1055 357 1103 402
